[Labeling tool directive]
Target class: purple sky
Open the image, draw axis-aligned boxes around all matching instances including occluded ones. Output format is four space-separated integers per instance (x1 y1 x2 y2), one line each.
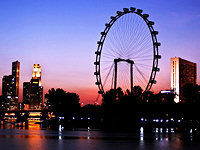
0 0 200 104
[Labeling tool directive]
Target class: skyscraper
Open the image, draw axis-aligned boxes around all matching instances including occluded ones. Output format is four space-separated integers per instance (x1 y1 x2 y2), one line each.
2 60 20 110
32 64 41 86
23 82 30 104
2 75 15 97
171 57 197 103
30 79 40 109
28 64 43 109
12 61 20 97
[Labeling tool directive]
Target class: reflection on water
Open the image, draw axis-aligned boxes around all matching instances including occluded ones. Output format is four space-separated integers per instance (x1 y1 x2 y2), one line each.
28 123 41 130
0 123 200 150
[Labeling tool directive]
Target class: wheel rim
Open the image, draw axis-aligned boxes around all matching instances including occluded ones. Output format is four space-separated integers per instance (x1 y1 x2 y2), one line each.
94 7 161 96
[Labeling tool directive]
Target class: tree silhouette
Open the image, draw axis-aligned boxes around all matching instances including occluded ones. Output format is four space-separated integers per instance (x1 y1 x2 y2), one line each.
45 88 80 118
101 86 144 130
181 84 200 103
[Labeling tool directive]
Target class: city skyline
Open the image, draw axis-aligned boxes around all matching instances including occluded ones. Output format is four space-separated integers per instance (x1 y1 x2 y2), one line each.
0 0 200 104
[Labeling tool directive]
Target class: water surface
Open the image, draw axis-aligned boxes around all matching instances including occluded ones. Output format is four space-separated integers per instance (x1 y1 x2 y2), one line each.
0 125 200 150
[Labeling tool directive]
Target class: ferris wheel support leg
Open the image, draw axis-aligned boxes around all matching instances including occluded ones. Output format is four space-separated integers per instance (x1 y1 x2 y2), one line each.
114 60 118 92
130 63 133 94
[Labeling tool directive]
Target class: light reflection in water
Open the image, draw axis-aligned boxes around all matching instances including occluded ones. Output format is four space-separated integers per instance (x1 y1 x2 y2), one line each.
87 130 91 140
27 123 41 130
140 127 144 142
0 124 199 150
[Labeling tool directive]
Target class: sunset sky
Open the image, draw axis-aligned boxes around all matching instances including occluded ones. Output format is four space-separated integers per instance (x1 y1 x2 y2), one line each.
0 0 200 104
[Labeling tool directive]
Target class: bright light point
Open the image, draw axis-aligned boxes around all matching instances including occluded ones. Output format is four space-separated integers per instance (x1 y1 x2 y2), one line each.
59 135 62 140
156 128 158 133
141 118 144 121
59 125 62 132
72 117 75 120
190 129 193 133
140 127 144 133
59 117 64 120
88 117 91 120
166 128 169 133
171 128 174 133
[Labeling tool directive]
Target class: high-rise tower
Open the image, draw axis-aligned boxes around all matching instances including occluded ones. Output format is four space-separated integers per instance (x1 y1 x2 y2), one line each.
12 61 20 97
32 64 41 86
171 57 197 103
2 60 20 110
28 64 43 109
23 82 30 104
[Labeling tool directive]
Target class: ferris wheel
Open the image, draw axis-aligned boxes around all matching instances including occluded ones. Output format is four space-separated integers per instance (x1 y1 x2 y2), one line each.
94 7 161 96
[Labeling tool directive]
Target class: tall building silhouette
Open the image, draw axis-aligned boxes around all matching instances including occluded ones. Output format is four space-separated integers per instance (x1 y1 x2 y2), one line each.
23 82 30 104
30 79 40 109
12 61 20 97
171 57 197 103
28 64 43 109
2 60 20 110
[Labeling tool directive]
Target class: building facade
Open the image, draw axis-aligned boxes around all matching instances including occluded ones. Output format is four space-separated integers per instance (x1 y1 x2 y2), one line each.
2 61 20 110
29 79 40 109
171 57 197 103
23 82 30 104
23 64 43 110
12 61 20 97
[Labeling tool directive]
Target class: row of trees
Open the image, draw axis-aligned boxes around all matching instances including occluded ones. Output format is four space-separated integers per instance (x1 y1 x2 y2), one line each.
43 83 200 129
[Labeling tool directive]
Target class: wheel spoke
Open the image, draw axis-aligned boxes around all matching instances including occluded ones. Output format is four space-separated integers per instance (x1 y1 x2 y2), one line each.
95 8 160 97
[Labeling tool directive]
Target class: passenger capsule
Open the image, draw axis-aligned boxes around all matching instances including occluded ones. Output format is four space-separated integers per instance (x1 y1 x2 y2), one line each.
98 91 103 94
95 82 101 85
116 11 123 15
110 16 116 20
130 7 136 12
94 62 100 65
154 42 161 46
97 41 103 45
123 8 129 13
150 80 157 84
137 9 143 14
105 23 111 27
143 14 149 18
153 67 160 71
155 55 161 59
94 72 100 75
148 21 154 25
95 51 100 55
101 32 106 35
152 31 159 35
